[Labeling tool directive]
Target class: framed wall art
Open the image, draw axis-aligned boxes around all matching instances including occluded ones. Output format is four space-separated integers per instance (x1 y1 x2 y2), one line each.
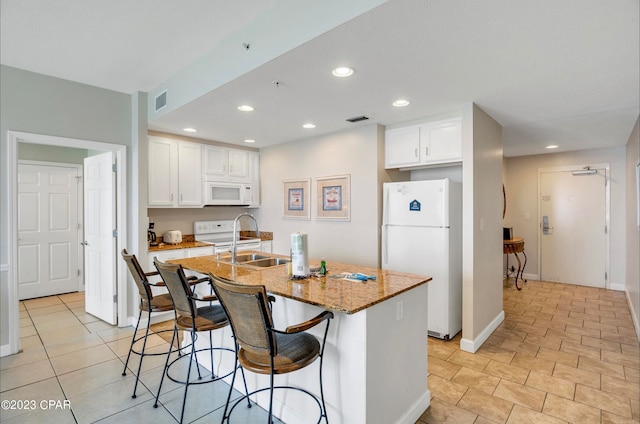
283 178 310 220
316 174 350 221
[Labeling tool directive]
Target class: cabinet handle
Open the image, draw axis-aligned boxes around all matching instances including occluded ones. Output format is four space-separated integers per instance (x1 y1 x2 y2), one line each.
170 193 173 201
180 194 183 202
425 147 429 156
414 148 418 157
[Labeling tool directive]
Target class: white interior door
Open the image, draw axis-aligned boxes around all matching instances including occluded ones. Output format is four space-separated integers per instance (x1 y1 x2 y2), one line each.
17 163 81 300
84 152 117 324
540 168 607 287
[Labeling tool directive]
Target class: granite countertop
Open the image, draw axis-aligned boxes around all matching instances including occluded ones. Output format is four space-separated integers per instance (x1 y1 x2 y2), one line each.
169 253 431 314
148 231 273 252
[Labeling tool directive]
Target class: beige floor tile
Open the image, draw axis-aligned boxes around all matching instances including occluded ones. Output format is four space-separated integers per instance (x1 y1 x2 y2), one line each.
582 335 622 353
536 346 578 367
475 344 516 364
510 352 555 375
625 366 639 383
0 359 56 392
559 340 601 361
542 393 600 423
451 367 500 395
564 324 601 338
522 333 561 350
39 325 91 345
95 326 135 343
43 332 105 358
418 397 477 424
583 319 619 333
501 339 540 356
492 327 527 342
620 342 640 355
0 338 48 371
19 325 38 337
601 349 640 369
428 356 461 380
553 363 600 389
58 291 85 302
19 316 32 328
0 377 75 424
514 323 549 337
601 411 639 424
575 384 633 418
545 328 582 343
578 356 626 379
447 349 491 371
601 375 640 400
428 374 468 404
484 360 530 385
64 299 85 310
428 341 457 360
493 379 546 411
25 303 69 317
506 404 568 424
50 344 118 375
23 296 63 309
526 370 575 399
457 388 514 423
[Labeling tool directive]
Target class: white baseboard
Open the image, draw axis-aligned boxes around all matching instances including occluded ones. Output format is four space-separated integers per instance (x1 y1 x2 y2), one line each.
395 390 431 424
625 289 640 342
608 282 625 291
460 310 505 353
1 343 14 358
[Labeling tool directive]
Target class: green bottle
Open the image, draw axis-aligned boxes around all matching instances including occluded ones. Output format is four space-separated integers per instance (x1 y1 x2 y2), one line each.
319 259 327 276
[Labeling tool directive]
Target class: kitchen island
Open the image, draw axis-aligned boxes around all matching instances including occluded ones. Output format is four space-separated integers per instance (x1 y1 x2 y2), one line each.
170 254 431 424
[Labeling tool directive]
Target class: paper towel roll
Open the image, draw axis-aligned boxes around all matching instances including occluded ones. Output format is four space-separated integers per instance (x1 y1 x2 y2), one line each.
291 232 309 277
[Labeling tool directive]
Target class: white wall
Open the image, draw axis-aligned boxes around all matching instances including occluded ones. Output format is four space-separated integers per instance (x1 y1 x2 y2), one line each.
504 146 627 287
625 117 640 338
256 124 386 268
0 65 132 350
460 104 504 352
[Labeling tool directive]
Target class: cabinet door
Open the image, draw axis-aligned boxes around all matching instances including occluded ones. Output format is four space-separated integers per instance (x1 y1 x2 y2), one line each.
385 126 420 168
420 118 462 164
228 149 249 181
148 137 177 206
248 151 260 207
177 142 203 206
203 146 228 178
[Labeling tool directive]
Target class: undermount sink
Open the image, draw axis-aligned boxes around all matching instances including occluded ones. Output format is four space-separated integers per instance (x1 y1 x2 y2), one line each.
246 257 291 267
227 253 270 263
217 253 290 268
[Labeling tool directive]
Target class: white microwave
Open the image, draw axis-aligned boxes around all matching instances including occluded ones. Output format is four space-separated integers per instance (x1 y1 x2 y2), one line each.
204 182 252 205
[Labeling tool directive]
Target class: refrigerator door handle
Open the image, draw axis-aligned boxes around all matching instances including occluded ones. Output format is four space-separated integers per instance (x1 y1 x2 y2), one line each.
382 185 389 225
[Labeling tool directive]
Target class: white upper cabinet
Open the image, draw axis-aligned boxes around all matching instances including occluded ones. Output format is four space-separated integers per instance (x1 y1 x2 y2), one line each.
247 151 261 207
148 136 203 208
204 145 250 182
385 117 462 169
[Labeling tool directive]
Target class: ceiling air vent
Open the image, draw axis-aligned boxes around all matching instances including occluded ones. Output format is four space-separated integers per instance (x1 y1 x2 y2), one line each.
346 115 369 123
154 90 168 112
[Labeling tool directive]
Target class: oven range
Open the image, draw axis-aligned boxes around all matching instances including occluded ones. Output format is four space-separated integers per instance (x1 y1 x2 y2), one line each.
194 220 261 254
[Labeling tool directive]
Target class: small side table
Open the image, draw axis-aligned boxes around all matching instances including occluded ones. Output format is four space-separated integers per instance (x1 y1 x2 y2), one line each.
503 237 527 290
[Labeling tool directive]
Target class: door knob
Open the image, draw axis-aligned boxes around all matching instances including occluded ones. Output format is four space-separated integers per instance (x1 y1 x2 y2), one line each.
81 241 89 246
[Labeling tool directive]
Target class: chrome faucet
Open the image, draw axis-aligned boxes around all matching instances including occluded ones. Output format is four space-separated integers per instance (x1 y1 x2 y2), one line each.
231 213 260 263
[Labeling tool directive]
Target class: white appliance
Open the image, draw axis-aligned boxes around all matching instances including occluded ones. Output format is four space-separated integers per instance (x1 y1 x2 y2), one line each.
163 230 182 244
382 179 462 340
194 220 261 253
204 182 252 206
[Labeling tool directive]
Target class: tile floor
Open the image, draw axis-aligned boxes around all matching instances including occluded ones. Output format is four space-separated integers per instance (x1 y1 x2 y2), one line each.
1 280 638 423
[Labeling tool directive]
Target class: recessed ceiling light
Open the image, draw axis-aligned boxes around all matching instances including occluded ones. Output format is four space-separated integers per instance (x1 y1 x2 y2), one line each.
392 99 410 107
546 145 559 149
332 67 354 77
237 105 254 112
302 123 316 129
182 127 197 133
244 139 256 143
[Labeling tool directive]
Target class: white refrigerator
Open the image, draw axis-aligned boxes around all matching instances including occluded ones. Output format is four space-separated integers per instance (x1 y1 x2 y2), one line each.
381 179 462 340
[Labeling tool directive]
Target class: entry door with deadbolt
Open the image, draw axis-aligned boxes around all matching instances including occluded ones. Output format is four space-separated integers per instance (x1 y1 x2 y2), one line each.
539 168 607 287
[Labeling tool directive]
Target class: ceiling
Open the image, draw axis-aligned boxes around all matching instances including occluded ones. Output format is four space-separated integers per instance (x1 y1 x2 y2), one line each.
2 0 638 157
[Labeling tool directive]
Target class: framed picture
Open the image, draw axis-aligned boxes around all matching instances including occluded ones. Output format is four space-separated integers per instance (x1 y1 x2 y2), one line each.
283 178 310 220
316 174 350 221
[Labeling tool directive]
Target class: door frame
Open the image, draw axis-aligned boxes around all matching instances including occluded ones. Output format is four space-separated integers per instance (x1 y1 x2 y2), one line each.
17 160 84 296
537 163 610 288
6 131 128 357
